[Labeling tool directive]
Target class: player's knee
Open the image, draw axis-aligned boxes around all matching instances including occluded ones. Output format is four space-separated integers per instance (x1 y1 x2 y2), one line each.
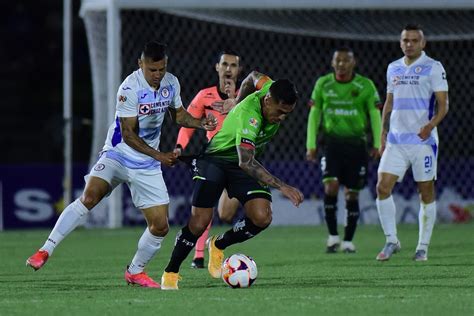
148 221 169 237
80 192 102 209
250 210 272 228
376 181 391 199
324 181 339 196
218 211 234 224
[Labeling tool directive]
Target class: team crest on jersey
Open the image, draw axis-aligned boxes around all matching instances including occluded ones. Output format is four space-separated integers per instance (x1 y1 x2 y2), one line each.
161 88 170 98
118 95 127 102
351 90 359 97
94 163 105 171
139 103 151 115
249 118 259 128
414 66 423 74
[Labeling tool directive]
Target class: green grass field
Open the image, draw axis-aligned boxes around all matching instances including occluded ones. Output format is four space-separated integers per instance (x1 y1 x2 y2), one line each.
1 224 473 315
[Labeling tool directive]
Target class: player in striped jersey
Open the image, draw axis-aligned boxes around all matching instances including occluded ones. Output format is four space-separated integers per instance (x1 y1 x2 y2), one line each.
26 42 217 287
375 24 449 262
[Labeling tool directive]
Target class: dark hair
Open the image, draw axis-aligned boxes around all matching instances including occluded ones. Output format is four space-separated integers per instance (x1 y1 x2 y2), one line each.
142 41 167 61
403 23 423 32
269 79 298 105
333 47 354 55
217 50 241 63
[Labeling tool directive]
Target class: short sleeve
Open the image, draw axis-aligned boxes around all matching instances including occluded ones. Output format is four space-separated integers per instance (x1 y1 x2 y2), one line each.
171 77 183 109
386 65 394 94
116 84 138 117
367 79 381 109
430 62 449 92
235 108 261 149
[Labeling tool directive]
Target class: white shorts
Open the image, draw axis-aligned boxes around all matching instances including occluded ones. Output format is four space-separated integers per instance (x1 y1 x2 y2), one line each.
86 156 169 209
378 143 438 182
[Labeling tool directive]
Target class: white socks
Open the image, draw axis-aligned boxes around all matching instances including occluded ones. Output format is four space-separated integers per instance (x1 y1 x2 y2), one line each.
376 196 398 244
41 199 89 255
128 228 164 274
417 201 437 252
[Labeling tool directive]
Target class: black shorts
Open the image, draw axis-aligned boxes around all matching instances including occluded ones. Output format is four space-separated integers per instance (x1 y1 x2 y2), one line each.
191 155 272 208
320 139 368 191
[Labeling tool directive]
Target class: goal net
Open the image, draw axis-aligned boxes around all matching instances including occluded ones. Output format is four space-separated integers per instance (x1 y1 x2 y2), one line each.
81 1 474 227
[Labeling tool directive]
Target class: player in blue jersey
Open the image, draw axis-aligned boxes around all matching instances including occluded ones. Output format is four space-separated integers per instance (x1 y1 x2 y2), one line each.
26 42 217 288
375 24 449 262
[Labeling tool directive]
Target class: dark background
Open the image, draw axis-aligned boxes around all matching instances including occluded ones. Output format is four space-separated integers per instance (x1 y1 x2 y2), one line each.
1 1 92 163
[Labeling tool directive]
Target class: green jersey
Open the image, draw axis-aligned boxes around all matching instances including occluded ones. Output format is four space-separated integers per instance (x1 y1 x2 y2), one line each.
205 81 279 162
306 73 382 149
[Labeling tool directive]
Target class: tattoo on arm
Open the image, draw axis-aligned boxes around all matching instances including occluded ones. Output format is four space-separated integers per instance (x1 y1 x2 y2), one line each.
237 146 284 189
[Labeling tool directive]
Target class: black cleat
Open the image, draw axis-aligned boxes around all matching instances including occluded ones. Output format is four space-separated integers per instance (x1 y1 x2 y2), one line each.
191 257 205 269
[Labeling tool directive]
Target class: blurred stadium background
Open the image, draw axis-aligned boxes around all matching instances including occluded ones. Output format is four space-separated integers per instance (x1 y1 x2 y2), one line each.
1 0 473 230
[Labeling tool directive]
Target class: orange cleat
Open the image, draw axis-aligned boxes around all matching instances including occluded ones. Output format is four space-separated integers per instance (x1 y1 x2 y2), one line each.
26 250 49 271
124 266 160 288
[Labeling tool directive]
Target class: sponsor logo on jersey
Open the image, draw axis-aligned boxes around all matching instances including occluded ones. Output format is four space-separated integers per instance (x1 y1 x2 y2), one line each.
94 163 105 171
122 86 131 90
351 89 359 97
139 103 151 115
161 88 170 98
118 95 127 102
414 66 423 74
140 93 148 99
138 101 171 116
249 118 259 128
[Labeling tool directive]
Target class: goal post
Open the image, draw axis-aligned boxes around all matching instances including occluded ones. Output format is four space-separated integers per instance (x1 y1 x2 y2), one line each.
79 0 474 228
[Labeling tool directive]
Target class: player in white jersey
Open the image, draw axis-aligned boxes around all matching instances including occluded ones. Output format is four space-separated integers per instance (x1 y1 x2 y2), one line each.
375 24 449 262
26 42 218 288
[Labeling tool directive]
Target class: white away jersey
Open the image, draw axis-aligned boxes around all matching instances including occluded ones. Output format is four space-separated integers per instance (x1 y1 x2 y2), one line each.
386 51 448 146
102 69 183 169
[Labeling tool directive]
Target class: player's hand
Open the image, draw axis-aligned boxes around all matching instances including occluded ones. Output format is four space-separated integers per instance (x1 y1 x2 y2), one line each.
211 99 236 114
305 148 317 162
224 79 237 98
157 151 179 167
280 184 304 207
369 147 381 159
418 123 434 140
173 147 182 156
201 113 218 130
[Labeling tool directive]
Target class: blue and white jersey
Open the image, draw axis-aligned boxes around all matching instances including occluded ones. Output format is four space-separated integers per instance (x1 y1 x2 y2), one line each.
386 51 448 146
102 69 183 169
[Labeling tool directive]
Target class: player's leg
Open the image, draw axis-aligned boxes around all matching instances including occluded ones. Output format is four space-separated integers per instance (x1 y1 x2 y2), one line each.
412 145 438 261
323 179 340 253
340 145 367 253
162 157 224 289
125 204 169 288
125 167 170 288
414 180 436 261
217 189 240 224
27 157 118 270
341 189 359 253
191 220 211 269
375 144 409 261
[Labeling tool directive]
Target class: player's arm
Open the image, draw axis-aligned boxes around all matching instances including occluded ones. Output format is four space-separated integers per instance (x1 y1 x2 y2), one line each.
119 116 178 167
171 106 217 131
380 93 393 155
306 79 323 162
367 81 382 158
235 71 271 104
418 91 449 140
237 145 304 207
175 94 206 153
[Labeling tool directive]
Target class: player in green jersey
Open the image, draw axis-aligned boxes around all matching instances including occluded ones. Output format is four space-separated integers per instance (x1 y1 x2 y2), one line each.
306 48 382 253
161 71 304 289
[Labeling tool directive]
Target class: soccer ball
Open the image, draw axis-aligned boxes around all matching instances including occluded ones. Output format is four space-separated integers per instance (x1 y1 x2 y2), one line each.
221 253 258 288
